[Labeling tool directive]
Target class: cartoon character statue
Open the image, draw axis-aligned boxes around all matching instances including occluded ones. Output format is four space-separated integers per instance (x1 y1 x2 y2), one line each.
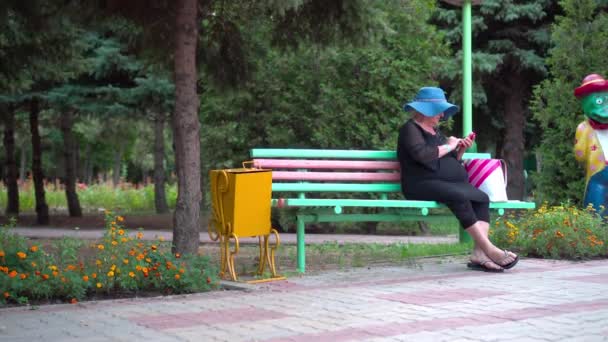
574 74 608 216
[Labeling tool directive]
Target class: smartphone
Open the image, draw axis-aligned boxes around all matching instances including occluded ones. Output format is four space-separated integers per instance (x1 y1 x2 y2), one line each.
458 132 475 147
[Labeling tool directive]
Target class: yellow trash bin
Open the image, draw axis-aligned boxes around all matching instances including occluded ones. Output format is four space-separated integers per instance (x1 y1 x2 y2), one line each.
208 168 282 282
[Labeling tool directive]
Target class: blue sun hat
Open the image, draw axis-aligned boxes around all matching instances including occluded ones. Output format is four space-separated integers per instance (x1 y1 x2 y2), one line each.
403 87 459 118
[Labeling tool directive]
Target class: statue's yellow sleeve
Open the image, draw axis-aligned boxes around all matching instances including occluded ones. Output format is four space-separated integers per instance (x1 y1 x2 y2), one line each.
574 121 589 163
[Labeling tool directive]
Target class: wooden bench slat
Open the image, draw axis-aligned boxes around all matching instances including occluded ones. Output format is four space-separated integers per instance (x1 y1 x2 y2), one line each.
253 159 399 170
271 171 400 182
251 148 493 160
283 198 442 208
251 149 397 159
272 183 401 192
276 198 536 209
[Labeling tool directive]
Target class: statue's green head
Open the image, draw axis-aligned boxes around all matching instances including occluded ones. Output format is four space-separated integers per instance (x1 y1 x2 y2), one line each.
575 74 608 123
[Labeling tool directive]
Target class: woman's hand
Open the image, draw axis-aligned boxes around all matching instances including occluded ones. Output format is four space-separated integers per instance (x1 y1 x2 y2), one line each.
446 136 461 150
458 136 473 151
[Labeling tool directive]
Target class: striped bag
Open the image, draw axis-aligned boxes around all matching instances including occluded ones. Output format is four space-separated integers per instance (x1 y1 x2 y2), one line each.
463 159 508 202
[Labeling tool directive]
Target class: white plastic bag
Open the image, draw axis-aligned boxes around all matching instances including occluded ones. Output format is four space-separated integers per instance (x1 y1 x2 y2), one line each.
463 159 508 202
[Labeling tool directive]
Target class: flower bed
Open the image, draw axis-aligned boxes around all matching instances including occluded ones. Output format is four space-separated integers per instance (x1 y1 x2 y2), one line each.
491 203 608 259
0 212 218 306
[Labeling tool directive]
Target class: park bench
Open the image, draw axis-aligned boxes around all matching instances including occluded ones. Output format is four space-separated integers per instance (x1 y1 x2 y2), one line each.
250 148 536 273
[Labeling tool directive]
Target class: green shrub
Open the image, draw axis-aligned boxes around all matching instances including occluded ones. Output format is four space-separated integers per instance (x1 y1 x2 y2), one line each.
0 212 218 306
491 203 608 259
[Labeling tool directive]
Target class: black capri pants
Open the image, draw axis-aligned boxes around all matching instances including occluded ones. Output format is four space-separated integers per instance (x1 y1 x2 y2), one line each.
402 179 490 229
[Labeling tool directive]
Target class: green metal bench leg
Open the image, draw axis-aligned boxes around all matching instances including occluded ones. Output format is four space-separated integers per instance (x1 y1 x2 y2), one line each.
296 216 306 273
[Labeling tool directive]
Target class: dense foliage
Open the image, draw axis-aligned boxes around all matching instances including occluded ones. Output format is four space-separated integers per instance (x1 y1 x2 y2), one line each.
531 0 608 204
201 1 449 175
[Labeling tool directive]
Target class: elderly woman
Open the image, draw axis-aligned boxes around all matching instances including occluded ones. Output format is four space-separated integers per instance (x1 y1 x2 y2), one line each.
397 86 518 272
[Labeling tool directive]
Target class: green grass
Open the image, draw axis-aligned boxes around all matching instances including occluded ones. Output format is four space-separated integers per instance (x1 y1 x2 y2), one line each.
225 241 473 275
0 182 178 214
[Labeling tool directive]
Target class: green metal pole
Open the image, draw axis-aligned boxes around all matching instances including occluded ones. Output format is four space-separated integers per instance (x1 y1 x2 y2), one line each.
462 0 473 141
296 216 306 273
460 0 474 244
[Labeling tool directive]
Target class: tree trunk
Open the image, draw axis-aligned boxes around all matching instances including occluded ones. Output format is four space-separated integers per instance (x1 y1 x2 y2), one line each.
29 99 49 224
112 144 123 187
172 0 202 255
154 112 169 214
83 143 92 184
3 106 19 216
19 144 26 183
61 110 82 217
499 73 526 200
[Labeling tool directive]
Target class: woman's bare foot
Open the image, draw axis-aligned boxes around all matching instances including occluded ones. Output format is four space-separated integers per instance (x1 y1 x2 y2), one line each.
470 248 503 271
486 248 518 268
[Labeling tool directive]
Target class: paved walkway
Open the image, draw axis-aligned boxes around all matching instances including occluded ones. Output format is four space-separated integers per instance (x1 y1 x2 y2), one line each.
2 251 608 341
8 226 458 245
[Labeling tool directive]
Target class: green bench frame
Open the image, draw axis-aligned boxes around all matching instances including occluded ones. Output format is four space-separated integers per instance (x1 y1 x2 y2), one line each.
250 148 536 273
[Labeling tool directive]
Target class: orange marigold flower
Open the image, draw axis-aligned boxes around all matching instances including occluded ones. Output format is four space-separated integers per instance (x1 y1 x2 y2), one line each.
174 274 180 280
35 270 41 276
151 245 157 251
8 270 18 278
137 232 144 239
135 265 142 271
20 273 27 280
179 268 185 274
123 259 129 265
31 262 37 267
556 231 565 238
145 258 151 263
121 237 128 243
97 244 105 250
3 292 9 298
107 271 114 277
16 252 27 259
0 250 4 257
143 272 149 278
52 271 59 277
111 221 116 225
92 272 97 279
128 272 135 278
142 267 149 273
118 229 125 236
66 265 77 271
136 254 144 261
30 245 38 252
175 253 181 259
42 274 49 280
111 240 118 246
83 275 89 282
117 216 124 222
70 298 78 304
